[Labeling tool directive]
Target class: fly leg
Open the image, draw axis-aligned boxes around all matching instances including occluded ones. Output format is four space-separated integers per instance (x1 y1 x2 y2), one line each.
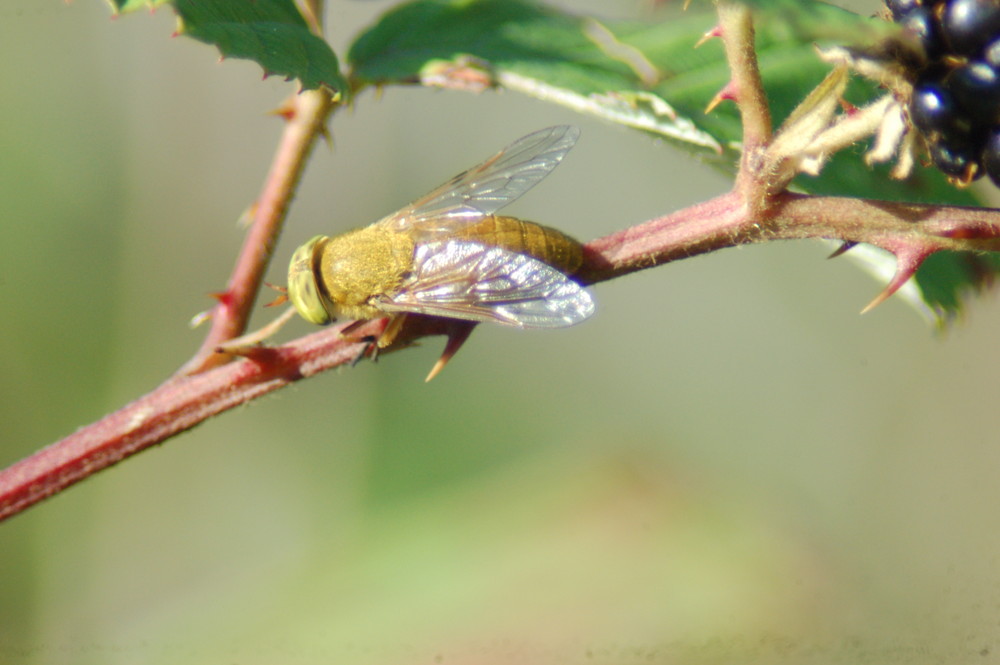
214 305 298 355
340 316 404 367
351 339 378 367
339 315 477 380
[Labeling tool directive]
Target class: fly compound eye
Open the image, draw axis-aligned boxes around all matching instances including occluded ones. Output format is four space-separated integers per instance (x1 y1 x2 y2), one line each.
287 236 333 325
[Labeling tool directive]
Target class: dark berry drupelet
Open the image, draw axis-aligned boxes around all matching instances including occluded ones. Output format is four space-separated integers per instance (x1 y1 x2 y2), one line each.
941 0 1000 57
981 125 1000 185
887 0 1000 183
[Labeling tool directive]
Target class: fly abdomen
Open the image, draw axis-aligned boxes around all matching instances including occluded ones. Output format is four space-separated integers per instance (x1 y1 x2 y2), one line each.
458 215 584 275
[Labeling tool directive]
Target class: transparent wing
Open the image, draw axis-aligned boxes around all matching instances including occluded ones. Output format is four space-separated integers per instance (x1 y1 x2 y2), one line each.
376 240 595 328
375 125 580 237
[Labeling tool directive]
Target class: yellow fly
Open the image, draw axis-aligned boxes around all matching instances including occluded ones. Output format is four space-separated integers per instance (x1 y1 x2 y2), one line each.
286 125 595 378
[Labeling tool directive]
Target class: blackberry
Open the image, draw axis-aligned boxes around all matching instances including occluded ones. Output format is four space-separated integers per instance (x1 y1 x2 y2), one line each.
910 76 970 136
898 6 946 59
941 0 1000 56
948 61 1000 126
981 125 1000 185
929 137 982 178
985 37 1000 67
885 0 1000 185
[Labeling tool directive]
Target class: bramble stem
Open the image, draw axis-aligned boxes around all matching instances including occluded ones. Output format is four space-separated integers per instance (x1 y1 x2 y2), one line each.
6 4 1000 523
176 88 336 377
716 2 772 206
0 321 370 522
5 187 1000 522
173 0 335 378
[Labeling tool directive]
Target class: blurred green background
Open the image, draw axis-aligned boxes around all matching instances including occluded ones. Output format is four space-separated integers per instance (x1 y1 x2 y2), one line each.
4 1 1000 663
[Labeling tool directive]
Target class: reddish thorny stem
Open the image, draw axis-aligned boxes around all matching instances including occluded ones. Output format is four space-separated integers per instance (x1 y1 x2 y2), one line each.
176 88 336 377
3 3 1000 522
174 0 335 378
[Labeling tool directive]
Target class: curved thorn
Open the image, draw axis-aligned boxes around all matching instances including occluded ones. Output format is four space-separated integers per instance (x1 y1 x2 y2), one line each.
425 322 476 382
695 25 723 48
828 241 857 259
705 81 737 114
209 291 234 308
860 283 896 314
860 248 929 314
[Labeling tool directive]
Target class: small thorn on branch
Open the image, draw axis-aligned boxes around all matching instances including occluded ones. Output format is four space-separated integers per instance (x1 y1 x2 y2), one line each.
270 100 297 122
860 247 930 314
827 241 857 259
838 98 858 115
694 25 723 48
209 290 235 309
318 124 333 150
705 81 738 114
425 322 476 382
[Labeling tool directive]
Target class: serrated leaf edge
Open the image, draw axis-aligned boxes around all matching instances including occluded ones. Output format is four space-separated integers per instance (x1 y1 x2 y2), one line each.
496 70 722 153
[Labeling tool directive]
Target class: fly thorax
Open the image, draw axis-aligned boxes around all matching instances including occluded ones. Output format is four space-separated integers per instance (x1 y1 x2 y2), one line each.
317 227 415 317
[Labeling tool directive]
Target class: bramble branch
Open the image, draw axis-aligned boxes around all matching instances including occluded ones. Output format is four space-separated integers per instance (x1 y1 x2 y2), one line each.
5 2 1000 523
6 184 1000 522
177 88 336 377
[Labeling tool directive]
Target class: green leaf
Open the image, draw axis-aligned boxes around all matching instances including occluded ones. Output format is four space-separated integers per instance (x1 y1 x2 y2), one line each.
109 0 345 93
347 0 891 156
106 0 171 13
173 0 345 93
348 0 724 153
348 0 1000 324
915 251 1000 319
107 0 341 94
732 0 896 45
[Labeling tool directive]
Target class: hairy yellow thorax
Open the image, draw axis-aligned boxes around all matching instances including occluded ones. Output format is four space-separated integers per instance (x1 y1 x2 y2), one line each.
315 226 416 321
